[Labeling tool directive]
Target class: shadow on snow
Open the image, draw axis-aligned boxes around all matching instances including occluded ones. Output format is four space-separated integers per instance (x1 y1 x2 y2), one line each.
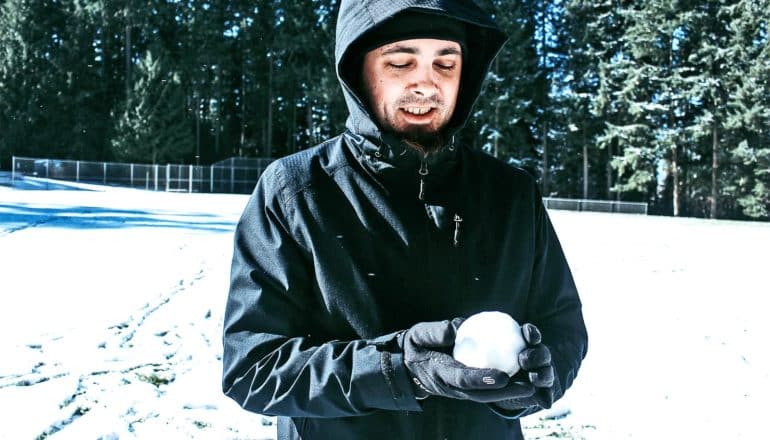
0 203 237 233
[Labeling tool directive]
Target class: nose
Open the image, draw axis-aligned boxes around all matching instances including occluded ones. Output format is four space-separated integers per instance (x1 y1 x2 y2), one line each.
409 64 438 96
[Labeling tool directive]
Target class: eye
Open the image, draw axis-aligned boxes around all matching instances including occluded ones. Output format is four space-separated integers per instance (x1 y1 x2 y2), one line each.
435 62 456 71
388 62 410 69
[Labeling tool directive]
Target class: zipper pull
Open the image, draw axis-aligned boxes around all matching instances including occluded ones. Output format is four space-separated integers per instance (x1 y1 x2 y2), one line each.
418 161 429 200
453 214 463 247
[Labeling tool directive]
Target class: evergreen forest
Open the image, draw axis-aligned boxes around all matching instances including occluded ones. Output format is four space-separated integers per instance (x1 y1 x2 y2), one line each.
1 0 769 220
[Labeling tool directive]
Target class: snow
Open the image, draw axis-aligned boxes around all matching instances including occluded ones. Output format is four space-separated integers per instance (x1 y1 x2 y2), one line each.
453 311 526 376
1 182 769 439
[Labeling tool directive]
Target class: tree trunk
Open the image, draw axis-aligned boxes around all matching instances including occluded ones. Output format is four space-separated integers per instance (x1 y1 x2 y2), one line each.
215 115 220 158
542 119 549 195
538 2 549 196
100 6 111 160
305 66 315 146
672 142 680 216
710 123 719 219
307 100 314 145
195 95 201 165
582 126 588 199
290 86 297 154
239 47 246 157
494 99 500 159
607 140 613 199
124 8 132 99
493 57 500 159
266 53 274 158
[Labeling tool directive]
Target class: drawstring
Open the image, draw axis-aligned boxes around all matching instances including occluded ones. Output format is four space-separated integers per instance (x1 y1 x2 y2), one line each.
418 161 428 201
453 214 463 247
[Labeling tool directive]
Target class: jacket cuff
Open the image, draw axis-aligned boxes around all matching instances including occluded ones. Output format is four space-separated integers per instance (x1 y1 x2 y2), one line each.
383 351 422 411
366 332 422 412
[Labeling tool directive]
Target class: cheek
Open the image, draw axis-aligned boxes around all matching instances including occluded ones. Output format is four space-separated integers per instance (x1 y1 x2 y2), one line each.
374 82 399 109
444 79 461 109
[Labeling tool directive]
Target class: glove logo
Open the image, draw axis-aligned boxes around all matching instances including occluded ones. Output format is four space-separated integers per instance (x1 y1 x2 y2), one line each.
482 376 496 385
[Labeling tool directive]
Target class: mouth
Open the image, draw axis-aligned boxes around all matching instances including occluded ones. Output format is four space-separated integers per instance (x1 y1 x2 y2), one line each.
399 107 437 122
402 107 434 116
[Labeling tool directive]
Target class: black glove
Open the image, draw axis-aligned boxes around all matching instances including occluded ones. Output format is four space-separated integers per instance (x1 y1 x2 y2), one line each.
399 318 535 403
494 323 556 411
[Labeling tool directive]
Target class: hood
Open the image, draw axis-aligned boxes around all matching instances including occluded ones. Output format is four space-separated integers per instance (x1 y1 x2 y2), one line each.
335 0 507 148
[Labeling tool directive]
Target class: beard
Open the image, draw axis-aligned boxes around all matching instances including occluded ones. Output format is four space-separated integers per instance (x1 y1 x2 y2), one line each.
381 94 452 156
389 125 449 156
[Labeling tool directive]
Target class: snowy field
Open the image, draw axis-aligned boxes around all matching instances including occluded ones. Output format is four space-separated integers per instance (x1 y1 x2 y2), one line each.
1 180 768 439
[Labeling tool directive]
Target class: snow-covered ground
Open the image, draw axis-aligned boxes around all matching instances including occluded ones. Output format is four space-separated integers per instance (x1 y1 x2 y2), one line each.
1 181 768 439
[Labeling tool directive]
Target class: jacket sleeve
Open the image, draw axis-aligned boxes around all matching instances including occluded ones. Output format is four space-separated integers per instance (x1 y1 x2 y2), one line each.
490 188 589 419
221 163 421 418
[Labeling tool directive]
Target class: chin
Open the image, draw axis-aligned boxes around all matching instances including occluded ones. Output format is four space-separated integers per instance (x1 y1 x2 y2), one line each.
380 114 451 154
399 128 448 155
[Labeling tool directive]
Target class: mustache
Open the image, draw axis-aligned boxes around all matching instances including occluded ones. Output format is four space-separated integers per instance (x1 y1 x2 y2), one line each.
396 95 444 107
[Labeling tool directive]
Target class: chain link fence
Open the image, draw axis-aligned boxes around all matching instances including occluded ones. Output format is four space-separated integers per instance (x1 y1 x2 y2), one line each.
543 197 648 215
11 156 274 194
9 156 647 214
210 157 273 194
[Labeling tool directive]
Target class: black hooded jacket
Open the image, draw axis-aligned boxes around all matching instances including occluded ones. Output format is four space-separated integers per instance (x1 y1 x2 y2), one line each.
222 1 588 439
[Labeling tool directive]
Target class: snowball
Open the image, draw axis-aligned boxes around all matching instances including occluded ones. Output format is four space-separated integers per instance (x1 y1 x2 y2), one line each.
452 311 527 376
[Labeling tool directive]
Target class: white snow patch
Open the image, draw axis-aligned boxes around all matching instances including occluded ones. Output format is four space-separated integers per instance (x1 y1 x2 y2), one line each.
1 186 768 439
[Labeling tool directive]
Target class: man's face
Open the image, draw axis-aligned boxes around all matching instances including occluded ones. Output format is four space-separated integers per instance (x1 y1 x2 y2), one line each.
362 39 462 152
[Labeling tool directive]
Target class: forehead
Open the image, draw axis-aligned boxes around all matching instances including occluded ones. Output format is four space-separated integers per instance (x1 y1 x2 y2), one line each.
370 38 462 56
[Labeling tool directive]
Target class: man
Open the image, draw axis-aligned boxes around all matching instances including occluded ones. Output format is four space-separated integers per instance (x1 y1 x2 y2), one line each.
222 1 588 439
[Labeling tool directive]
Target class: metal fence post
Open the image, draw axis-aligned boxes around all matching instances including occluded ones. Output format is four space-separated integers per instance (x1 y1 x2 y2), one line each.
189 164 193 193
103 162 107 184
154 164 158 191
76 161 80 182
11 156 15 182
210 166 214 193
130 163 134 187
166 164 171 192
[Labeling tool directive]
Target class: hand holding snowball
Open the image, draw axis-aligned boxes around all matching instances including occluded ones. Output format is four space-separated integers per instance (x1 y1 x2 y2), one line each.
452 311 556 411
452 311 528 376
497 321 557 412
399 318 535 403
518 322 555 389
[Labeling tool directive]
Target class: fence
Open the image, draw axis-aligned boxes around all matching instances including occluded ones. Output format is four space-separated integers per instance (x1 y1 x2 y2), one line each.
10 156 274 194
9 157 647 213
210 157 273 194
543 197 648 215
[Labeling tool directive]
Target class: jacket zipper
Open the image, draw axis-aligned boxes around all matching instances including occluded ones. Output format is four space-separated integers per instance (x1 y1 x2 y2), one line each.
453 214 463 248
418 160 428 201
419 160 463 247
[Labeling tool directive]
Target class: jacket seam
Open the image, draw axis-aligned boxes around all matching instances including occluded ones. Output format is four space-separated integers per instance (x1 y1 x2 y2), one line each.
281 162 353 207
278 138 348 207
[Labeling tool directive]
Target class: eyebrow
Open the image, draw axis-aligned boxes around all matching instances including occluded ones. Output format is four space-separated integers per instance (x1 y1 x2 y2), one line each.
437 47 462 57
380 45 462 57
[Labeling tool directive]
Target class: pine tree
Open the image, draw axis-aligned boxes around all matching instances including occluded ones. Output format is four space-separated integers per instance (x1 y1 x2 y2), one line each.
724 0 770 219
470 0 540 177
618 0 698 215
0 0 72 161
682 1 740 219
591 1 660 204
111 50 191 164
0 0 35 164
560 0 613 199
587 0 638 201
